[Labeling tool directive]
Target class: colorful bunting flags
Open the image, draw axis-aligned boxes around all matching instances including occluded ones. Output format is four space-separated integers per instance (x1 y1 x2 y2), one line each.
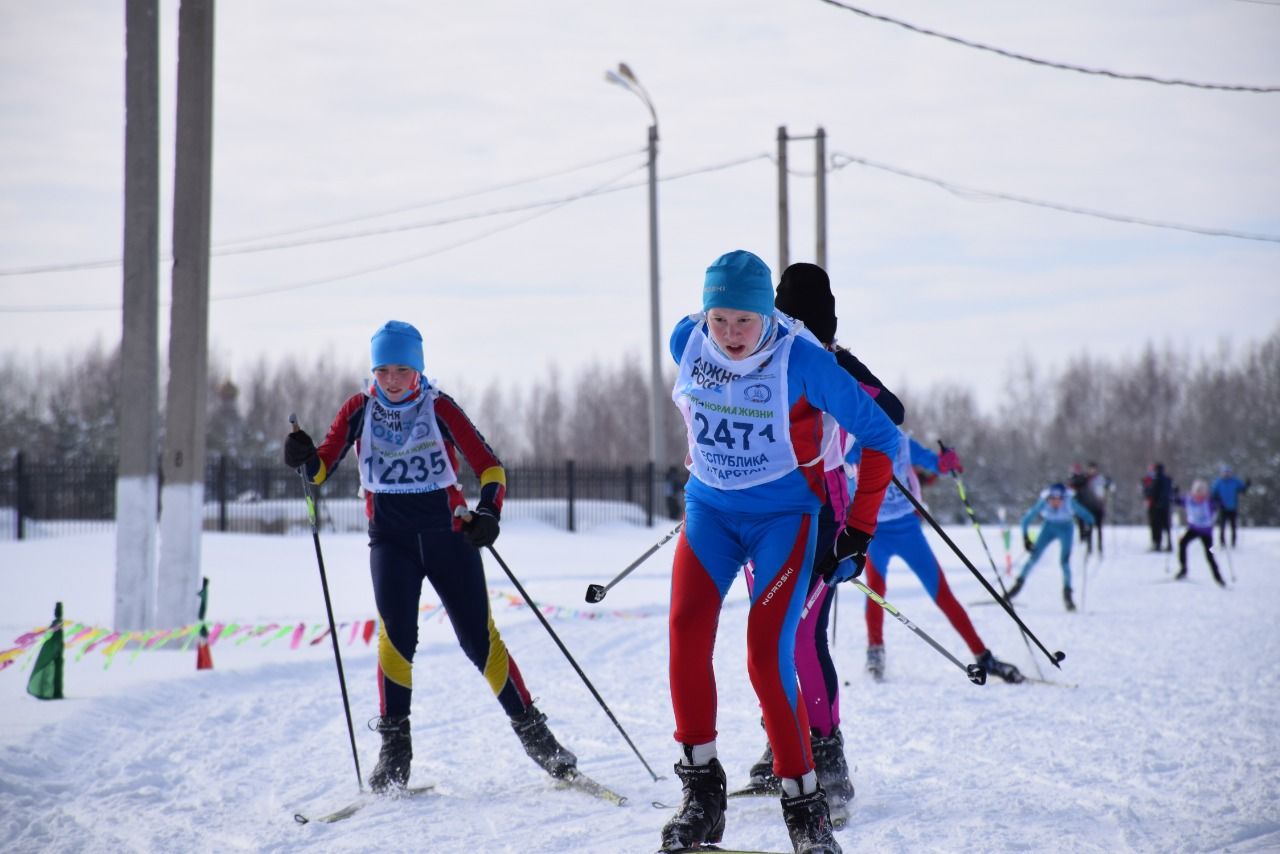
1 589 654 674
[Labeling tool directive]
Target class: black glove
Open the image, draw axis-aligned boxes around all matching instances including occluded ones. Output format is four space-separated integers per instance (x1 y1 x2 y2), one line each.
462 505 500 548
815 528 872 583
1023 535 1034 553
284 429 317 469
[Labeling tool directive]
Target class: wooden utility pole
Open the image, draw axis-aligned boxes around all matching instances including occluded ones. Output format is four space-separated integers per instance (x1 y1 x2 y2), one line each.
776 126 830 273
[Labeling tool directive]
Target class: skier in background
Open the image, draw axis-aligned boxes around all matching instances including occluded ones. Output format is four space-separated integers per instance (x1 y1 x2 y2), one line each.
283 320 578 794
1007 482 1095 612
660 250 899 854
1210 464 1250 548
854 431 1023 684
1175 479 1226 586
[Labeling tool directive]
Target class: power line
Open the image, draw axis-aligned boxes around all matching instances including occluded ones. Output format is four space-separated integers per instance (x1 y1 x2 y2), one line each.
214 147 646 247
0 152 769 279
0 148 646 278
815 0 1280 93
0 153 772 313
829 151 1280 244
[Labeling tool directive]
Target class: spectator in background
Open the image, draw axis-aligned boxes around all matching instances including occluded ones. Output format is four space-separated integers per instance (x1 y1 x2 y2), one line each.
1210 464 1250 548
1143 462 1175 552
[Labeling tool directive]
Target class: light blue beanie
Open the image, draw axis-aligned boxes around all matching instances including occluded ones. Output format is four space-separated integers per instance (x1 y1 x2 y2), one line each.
370 320 424 372
702 250 775 317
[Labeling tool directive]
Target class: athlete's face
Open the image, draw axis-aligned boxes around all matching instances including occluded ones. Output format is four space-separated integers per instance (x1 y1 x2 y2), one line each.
373 364 418 402
706 308 764 360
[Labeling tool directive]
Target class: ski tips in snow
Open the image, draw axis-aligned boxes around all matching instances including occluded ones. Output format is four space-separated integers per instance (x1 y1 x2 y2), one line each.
727 782 780 798
660 847 791 854
556 768 628 806
293 783 436 824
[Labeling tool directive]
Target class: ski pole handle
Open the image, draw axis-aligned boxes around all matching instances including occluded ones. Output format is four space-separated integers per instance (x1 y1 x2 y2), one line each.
800 579 831 620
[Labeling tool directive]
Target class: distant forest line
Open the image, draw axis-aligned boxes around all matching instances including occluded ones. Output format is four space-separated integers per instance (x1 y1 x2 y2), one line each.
2 325 1276 525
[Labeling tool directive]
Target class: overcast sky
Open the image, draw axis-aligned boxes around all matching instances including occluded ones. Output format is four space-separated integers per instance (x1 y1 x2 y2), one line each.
1 1 1277 414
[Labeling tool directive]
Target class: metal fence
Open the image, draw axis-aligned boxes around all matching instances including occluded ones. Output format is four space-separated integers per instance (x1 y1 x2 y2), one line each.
0 452 684 540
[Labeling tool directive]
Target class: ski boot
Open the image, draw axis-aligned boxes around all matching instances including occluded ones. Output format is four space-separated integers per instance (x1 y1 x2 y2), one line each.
660 757 728 851
1063 586 1076 612
1005 577 1024 601
743 740 781 795
511 704 577 779
810 728 854 828
865 644 885 682
781 786 842 854
975 649 1024 684
367 715 412 793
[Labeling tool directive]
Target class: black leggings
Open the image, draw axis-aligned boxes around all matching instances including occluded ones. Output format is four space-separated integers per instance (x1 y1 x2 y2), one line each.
1217 509 1239 547
369 527 532 719
1178 529 1221 580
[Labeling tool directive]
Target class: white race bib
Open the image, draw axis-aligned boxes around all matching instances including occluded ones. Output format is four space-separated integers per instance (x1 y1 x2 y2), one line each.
357 392 458 494
672 319 798 490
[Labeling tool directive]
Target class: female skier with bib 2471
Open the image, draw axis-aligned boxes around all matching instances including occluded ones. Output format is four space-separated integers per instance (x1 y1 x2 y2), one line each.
660 250 899 854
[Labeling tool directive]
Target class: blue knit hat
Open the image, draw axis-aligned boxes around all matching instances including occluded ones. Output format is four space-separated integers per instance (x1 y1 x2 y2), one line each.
703 250 775 317
1048 483 1067 499
370 320 424 372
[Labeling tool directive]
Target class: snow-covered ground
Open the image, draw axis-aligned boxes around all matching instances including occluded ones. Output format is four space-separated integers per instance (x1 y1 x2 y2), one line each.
2 519 1277 853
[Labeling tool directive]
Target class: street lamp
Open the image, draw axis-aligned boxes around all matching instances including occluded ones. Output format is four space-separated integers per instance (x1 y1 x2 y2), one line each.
605 63 666 494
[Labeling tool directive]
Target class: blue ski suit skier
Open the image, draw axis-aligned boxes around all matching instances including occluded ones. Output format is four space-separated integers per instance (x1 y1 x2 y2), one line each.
660 250 899 854
282 321 578 795
852 431 1023 684
1006 482 1095 612
1210 464 1250 547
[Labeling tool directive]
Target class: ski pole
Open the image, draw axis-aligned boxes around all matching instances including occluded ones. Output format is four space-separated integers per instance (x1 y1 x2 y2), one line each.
937 442 1045 678
1080 547 1089 613
852 580 986 685
585 520 683 603
290 414 363 792
1224 541 1236 583
892 474 1066 669
936 443 1016 601
459 509 661 782
803 578 985 685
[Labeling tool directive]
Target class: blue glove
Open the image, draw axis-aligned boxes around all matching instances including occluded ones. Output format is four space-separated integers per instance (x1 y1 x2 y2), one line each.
815 528 872 582
829 556 861 583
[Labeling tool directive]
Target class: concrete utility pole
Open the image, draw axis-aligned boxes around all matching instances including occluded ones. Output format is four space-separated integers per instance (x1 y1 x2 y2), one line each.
776 126 830 272
115 0 161 631
157 0 215 628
